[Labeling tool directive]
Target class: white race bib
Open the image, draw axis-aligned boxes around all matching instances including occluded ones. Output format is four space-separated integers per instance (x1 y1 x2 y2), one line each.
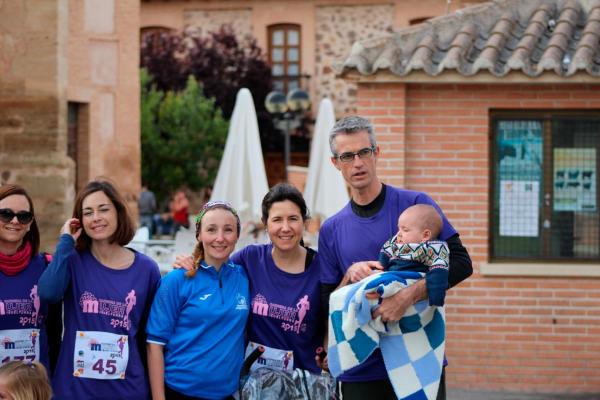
245 341 294 373
0 329 40 365
73 331 129 380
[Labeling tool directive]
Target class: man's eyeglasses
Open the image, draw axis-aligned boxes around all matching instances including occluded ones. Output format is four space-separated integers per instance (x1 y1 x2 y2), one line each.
334 146 376 163
0 208 34 224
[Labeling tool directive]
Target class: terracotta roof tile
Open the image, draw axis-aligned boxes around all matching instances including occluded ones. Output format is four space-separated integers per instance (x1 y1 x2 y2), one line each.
441 23 478 70
340 0 600 79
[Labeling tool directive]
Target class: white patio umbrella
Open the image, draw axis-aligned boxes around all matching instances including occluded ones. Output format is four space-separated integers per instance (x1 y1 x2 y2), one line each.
304 98 349 221
210 88 269 225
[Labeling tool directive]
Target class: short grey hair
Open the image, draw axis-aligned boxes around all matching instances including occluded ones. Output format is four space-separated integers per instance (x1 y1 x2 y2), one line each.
329 116 376 155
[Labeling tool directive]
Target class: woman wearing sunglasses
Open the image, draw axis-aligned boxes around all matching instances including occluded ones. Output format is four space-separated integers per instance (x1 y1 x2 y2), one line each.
0 185 52 372
38 180 161 400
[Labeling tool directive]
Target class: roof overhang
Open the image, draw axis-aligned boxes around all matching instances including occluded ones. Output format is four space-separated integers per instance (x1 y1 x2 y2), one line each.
341 69 600 84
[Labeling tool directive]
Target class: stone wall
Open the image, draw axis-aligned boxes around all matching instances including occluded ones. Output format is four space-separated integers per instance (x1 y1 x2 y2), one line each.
314 4 394 117
1 0 141 250
0 0 74 251
183 8 252 38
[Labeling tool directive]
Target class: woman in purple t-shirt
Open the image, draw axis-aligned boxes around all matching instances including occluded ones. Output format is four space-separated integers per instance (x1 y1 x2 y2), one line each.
38 180 161 400
232 183 324 375
0 185 52 372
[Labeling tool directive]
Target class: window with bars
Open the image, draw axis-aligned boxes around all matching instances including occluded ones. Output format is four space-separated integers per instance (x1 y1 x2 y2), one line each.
268 24 301 93
491 112 600 261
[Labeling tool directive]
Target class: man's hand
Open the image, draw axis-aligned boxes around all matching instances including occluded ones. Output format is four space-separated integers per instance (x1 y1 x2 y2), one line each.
315 346 329 372
346 261 383 283
315 354 329 371
172 254 194 270
371 279 427 322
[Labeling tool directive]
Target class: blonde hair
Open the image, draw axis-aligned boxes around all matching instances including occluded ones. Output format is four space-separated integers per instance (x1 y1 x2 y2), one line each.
187 240 205 278
0 361 52 400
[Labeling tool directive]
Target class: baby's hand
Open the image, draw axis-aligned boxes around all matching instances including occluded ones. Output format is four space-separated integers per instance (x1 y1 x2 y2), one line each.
346 261 382 283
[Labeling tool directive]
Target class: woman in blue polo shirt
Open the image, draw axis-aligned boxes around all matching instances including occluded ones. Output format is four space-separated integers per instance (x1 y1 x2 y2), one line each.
146 201 249 400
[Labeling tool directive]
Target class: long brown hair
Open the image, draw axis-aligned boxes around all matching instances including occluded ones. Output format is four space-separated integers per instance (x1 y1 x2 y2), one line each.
72 180 135 251
0 184 40 256
187 201 240 278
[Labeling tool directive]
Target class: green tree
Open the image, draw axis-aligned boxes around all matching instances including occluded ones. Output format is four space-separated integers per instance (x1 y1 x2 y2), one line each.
140 69 228 203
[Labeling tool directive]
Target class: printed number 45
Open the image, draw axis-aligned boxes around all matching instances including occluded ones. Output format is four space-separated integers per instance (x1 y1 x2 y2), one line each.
92 359 117 375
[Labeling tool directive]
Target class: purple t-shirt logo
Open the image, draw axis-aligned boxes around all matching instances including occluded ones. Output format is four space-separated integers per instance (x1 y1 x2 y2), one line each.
251 293 310 335
78 290 137 331
0 284 43 326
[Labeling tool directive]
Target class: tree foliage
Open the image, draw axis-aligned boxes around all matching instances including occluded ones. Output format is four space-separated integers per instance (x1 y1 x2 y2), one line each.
140 69 228 203
140 25 273 121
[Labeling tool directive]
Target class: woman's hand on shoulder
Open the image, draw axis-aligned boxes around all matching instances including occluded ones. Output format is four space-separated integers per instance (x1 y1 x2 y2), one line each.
61 218 82 241
172 254 194 271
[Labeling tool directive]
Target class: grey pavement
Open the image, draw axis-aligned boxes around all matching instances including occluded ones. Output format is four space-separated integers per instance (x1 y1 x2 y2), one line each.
448 389 600 400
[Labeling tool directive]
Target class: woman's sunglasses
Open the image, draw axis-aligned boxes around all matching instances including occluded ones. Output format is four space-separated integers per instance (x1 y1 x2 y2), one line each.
0 208 34 224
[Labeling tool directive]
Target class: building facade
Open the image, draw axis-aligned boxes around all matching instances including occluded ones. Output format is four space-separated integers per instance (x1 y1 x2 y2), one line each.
141 0 485 118
0 0 141 249
141 0 486 184
340 0 600 395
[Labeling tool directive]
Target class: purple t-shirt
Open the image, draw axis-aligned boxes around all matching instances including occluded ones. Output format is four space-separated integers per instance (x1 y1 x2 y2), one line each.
0 254 49 370
319 186 456 382
231 244 323 373
52 250 160 400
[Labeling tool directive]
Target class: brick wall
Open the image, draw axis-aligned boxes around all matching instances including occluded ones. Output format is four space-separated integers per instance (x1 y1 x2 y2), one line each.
357 82 600 393
67 0 141 219
264 152 309 186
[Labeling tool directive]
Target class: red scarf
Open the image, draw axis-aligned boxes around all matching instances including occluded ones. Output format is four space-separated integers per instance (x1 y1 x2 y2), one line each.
0 242 32 276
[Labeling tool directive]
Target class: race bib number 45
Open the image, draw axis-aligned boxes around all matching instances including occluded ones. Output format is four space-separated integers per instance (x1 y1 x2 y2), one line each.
0 329 40 365
73 331 129 380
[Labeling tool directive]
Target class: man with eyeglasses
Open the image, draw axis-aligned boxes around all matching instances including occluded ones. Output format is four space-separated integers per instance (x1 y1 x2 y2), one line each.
318 116 473 400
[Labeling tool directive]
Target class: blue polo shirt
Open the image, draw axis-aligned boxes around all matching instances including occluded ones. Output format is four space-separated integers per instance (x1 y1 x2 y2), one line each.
146 261 249 399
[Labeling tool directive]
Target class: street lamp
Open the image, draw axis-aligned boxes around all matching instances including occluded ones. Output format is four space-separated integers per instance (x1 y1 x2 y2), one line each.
265 88 311 181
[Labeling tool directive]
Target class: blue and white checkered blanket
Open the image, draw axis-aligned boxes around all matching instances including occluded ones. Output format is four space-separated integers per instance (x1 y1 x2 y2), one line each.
328 271 445 400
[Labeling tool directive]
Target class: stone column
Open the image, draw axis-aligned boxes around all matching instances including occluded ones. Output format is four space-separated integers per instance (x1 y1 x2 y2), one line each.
0 0 75 251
